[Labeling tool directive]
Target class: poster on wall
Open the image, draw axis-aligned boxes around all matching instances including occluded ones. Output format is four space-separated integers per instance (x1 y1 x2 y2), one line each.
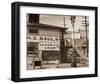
11 2 98 82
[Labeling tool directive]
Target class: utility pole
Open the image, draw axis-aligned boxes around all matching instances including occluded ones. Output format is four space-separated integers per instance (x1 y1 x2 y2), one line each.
70 16 77 67
84 16 88 57
60 16 66 63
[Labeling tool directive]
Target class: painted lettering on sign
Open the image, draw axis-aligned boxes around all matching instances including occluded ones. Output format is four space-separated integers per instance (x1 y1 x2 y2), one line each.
27 35 60 51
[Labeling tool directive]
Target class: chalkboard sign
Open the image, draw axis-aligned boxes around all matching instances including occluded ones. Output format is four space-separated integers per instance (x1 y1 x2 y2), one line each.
34 61 41 66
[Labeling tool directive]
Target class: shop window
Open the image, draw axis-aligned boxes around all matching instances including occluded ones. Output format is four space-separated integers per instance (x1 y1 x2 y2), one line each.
42 51 60 61
27 42 38 56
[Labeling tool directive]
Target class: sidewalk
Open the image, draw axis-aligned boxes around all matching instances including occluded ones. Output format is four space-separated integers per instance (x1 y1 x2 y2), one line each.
42 63 71 69
41 63 88 69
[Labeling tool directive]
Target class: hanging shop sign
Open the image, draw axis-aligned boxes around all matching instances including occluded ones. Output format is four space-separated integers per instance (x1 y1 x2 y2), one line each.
27 35 60 51
71 33 80 39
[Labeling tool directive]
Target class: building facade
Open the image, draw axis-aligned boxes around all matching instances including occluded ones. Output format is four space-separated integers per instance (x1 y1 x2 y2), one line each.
27 14 67 70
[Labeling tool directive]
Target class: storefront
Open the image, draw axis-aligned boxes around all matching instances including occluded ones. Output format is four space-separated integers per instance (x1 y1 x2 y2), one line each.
26 14 67 70
27 23 67 69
